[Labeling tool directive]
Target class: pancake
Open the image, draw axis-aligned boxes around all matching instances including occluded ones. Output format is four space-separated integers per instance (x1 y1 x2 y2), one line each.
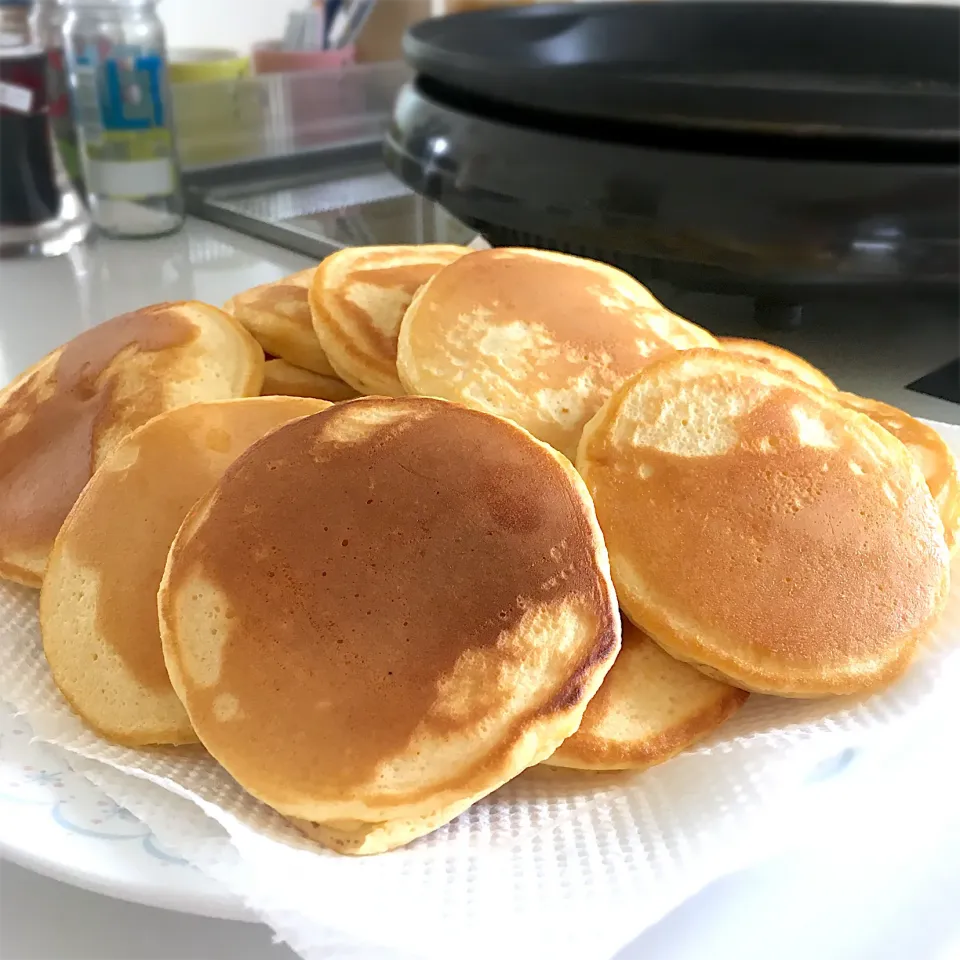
159 396 620 832
291 796 474 856
40 397 329 747
546 620 749 771
0 302 264 587
261 358 361 403
309 244 468 396
836 392 960 553
719 337 836 392
577 349 950 698
226 267 336 376
397 248 718 461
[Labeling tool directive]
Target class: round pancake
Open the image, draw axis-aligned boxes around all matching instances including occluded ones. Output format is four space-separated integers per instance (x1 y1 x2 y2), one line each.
226 267 337 376
40 397 329 747
836 392 960 553
397 248 718 461
0 302 264 587
719 337 836 392
159 396 620 823
577 349 950 698
546 620 749 771
261 358 360 403
309 244 468 396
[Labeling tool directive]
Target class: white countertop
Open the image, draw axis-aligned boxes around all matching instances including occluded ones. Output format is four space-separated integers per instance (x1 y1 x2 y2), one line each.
1 219 958 960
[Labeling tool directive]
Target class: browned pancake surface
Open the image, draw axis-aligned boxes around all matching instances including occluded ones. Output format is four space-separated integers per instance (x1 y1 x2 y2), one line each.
0 302 262 585
160 397 619 820
578 350 950 696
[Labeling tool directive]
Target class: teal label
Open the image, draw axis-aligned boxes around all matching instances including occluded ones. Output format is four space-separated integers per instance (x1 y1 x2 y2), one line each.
73 47 175 168
98 54 168 130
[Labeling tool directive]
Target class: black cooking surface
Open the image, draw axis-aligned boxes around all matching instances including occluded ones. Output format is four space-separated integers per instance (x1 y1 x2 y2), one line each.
407 1 960 141
386 78 960 308
907 359 960 405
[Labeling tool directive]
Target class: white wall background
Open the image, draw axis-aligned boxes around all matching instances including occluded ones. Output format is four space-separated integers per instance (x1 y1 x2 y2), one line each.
160 0 305 53
158 0 557 55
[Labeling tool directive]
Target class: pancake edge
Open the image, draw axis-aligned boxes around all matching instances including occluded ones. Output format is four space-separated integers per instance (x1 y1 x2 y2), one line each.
309 247 467 397
544 684 749 771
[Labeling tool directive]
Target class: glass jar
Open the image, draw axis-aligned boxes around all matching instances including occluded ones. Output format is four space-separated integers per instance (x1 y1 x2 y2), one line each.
33 0 84 194
62 0 184 238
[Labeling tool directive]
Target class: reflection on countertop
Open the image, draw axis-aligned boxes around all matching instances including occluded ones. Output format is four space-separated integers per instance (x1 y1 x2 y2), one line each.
0 221 312 387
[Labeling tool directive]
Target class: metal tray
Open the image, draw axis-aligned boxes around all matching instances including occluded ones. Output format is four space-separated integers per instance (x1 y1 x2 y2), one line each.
184 140 473 261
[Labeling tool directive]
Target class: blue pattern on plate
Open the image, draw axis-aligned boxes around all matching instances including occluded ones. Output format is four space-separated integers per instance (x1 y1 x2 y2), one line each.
0 708 190 867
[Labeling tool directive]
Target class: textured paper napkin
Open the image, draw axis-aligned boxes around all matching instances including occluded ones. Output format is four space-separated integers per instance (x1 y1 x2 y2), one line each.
2 422 958 960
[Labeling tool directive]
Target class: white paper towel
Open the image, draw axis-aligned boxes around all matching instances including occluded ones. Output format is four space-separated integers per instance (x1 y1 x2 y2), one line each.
2 421 959 960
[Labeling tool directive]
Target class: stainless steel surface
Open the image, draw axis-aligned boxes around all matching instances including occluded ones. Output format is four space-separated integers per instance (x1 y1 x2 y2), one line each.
221 170 408 221
183 141 473 261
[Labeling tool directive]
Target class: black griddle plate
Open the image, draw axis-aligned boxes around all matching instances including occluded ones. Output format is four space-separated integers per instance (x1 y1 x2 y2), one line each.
405 0 960 142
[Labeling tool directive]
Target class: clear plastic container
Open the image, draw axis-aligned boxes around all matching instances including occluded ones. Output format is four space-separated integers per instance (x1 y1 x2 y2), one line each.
172 60 411 170
62 0 184 238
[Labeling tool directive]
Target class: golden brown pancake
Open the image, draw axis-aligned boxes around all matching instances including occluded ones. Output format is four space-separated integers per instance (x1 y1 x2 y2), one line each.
309 244 468 396
836 392 960 553
159 397 620 832
719 337 836 392
0 302 264 587
577 349 950 698
40 397 329 747
261 358 360 403
225 267 336 376
546 620 749 770
397 248 718 460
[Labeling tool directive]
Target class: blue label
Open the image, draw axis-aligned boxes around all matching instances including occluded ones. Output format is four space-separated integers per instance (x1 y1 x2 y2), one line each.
76 45 168 131
99 55 166 130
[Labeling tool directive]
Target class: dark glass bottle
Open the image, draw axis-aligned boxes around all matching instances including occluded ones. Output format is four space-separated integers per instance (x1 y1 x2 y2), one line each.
0 2 59 225
0 0 88 256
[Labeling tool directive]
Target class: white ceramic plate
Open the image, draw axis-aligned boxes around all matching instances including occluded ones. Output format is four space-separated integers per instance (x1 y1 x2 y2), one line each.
0 700 249 921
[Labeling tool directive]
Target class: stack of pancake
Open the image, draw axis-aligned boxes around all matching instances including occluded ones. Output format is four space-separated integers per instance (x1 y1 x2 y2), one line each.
2 244 954 856
226 245 468 402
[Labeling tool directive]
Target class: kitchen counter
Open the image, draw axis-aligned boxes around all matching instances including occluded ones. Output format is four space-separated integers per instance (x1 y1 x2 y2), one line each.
1 218 958 960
